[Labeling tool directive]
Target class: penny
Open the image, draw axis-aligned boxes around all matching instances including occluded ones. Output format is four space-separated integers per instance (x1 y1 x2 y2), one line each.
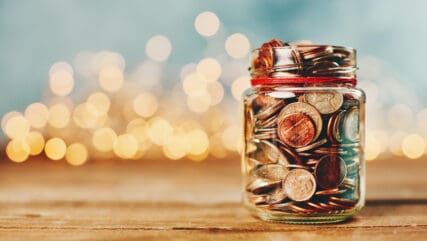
288 203 315 214
304 91 343 114
343 107 359 142
307 201 330 211
277 113 316 148
329 196 357 205
314 155 347 189
247 194 269 205
246 178 281 195
300 45 333 60
285 164 310 170
315 188 347 196
252 140 288 165
256 114 277 128
277 102 322 141
253 164 288 181
278 144 303 165
283 169 316 202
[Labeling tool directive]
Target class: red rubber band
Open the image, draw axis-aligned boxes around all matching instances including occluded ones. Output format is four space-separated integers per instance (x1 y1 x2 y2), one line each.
250 77 357 86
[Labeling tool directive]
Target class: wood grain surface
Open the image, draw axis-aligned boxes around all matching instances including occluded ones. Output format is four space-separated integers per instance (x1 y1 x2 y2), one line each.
0 156 426 240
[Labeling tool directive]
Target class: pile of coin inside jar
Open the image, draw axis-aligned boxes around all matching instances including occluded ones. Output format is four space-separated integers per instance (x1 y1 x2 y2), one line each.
243 39 362 215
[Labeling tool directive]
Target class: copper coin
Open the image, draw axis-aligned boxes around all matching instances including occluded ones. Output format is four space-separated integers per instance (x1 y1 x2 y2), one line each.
277 102 323 141
277 113 316 148
283 169 316 202
314 155 347 189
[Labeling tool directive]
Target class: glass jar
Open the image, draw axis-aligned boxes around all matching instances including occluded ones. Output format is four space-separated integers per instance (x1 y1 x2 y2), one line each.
242 39 365 224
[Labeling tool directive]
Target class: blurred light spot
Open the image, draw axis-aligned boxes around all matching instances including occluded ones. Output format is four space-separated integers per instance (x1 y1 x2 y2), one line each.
147 117 173 146
1 111 21 133
163 134 188 160
127 119 151 153
182 72 208 97
180 63 197 81
231 76 251 100
389 131 407 156
187 129 209 156
387 104 413 130
225 33 250 59
187 149 209 162
92 127 117 152
48 104 70 128
73 103 106 129
209 133 227 158
194 11 220 37
98 66 124 93
87 92 111 115
365 132 381 161
207 81 224 106
74 51 95 78
66 143 89 166
4 115 30 140
145 35 172 62
25 131 45 155
49 61 73 76
113 134 138 159
416 108 427 132
92 51 125 73
49 69 74 97
221 125 242 152
402 134 425 159
196 58 222 82
6 139 30 163
45 138 67 160
133 93 158 118
131 61 162 89
370 129 389 153
187 95 211 113
25 103 49 129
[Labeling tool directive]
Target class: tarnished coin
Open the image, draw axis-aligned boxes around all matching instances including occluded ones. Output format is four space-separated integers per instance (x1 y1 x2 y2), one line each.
277 113 316 148
277 102 323 141
343 107 359 142
304 91 343 114
283 169 316 202
252 140 288 165
253 164 288 181
314 155 347 189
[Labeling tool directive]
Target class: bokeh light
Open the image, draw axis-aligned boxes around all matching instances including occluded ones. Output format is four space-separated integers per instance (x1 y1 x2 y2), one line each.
24 103 49 129
145 35 172 62
365 132 381 161
147 117 173 146
87 92 111 115
187 129 209 156
402 134 425 159
225 33 250 59
92 127 117 152
3 114 30 140
196 58 222 82
25 131 45 155
6 139 30 163
48 104 71 128
113 134 138 159
187 95 211 113
194 11 220 37
45 138 67 160
66 143 89 166
133 93 158 118
207 81 224 106
98 66 124 92
49 62 74 96
231 76 251 100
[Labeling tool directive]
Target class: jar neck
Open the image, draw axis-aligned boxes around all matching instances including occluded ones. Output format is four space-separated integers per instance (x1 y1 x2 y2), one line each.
250 76 357 87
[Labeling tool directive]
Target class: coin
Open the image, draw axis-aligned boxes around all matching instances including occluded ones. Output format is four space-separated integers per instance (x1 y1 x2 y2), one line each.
283 169 316 202
315 188 347 196
252 140 288 165
246 178 281 195
267 188 288 204
277 113 316 148
300 45 333 60
314 155 347 189
295 138 327 152
256 114 277 128
253 164 288 181
256 100 285 120
277 102 323 141
343 107 359 142
278 144 303 165
304 91 343 114
247 193 269 205
244 157 261 174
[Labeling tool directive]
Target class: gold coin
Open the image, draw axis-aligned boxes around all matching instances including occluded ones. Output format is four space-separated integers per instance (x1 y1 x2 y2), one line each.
277 102 322 141
304 91 343 114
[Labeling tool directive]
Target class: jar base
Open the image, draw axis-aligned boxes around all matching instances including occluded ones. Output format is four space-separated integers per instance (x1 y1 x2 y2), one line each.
245 202 360 224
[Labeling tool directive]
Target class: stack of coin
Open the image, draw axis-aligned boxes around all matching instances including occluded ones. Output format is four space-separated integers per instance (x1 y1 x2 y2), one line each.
250 39 357 78
243 88 362 214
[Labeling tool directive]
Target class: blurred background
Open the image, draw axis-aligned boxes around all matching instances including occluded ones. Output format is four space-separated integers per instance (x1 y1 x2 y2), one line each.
1 0 427 165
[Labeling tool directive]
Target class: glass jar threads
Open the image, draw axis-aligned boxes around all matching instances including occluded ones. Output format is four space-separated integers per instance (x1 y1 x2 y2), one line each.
242 39 365 224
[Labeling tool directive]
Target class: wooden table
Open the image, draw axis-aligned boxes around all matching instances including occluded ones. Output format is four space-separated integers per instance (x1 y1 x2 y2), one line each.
0 156 426 240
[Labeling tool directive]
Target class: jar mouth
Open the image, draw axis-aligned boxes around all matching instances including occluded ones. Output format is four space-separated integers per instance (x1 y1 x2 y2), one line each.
250 44 357 79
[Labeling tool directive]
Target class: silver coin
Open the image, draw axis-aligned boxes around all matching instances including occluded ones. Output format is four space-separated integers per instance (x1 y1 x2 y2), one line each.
252 140 288 165
253 164 288 181
282 169 316 202
304 91 343 114
343 107 359 142
246 178 281 195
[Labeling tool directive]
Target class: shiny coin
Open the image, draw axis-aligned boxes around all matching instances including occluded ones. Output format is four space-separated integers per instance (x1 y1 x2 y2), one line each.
299 45 333 60
283 169 316 202
277 102 322 141
256 115 277 128
278 144 303 165
304 91 343 114
315 188 347 196
288 203 315 214
332 111 345 143
295 138 327 152
285 164 310 170
247 193 268 205
343 107 359 142
314 155 347 189
256 100 285 120
277 113 316 148
306 201 330 211
246 178 281 195
252 140 288 165
253 132 276 140
329 196 357 205
253 164 288 181
267 188 288 204
244 157 261 175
